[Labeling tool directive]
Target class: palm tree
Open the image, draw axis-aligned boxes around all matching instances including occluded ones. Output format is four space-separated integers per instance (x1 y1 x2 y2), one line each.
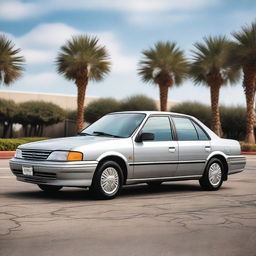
231 22 256 144
56 35 111 131
0 34 25 86
190 36 240 136
138 41 189 111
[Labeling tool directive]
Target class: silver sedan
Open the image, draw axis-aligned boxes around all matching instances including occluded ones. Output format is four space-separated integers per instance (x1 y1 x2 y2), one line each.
9 111 246 199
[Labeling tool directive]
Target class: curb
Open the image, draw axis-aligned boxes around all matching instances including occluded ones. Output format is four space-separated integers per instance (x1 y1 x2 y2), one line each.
241 152 256 155
0 151 15 159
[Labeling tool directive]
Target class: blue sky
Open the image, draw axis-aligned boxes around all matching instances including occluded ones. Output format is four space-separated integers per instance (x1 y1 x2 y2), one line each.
0 0 255 106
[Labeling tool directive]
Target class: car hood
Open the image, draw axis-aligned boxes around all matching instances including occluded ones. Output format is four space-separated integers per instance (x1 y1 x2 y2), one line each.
18 136 118 151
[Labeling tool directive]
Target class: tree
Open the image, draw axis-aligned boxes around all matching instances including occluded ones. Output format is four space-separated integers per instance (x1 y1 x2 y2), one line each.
190 36 240 136
17 101 66 136
0 34 25 86
84 98 120 124
56 35 111 132
120 94 157 111
231 22 256 143
138 41 189 111
0 99 17 138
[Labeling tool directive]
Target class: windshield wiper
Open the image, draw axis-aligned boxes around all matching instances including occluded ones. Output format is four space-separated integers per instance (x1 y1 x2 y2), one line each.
93 131 123 138
77 132 92 136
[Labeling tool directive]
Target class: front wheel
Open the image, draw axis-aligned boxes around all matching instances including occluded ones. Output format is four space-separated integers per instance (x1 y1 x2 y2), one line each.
90 161 123 200
199 158 224 191
38 184 63 193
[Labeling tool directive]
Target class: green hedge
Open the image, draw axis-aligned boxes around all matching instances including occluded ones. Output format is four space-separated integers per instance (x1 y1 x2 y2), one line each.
240 142 256 152
0 137 48 151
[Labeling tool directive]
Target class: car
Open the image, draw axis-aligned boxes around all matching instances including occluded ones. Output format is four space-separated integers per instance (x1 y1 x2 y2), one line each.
9 111 246 199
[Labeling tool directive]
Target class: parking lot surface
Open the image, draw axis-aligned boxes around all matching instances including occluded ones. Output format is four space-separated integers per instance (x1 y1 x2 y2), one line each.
0 156 256 256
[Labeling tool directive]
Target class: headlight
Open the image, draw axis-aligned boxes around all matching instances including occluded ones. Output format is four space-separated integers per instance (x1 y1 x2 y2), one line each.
47 151 83 161
15 149 22 159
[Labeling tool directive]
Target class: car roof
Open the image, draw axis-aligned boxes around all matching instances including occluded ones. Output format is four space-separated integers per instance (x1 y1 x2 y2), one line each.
111 111 192 118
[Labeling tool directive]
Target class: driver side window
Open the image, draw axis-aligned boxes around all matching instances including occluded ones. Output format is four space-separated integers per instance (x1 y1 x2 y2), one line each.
140 116 173 141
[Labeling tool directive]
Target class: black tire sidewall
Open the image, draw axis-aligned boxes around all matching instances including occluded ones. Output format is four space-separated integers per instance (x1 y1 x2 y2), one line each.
91 161 123 199
201 158 224 190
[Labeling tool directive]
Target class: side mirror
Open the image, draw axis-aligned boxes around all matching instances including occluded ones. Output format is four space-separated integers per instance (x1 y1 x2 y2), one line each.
136 132 155 142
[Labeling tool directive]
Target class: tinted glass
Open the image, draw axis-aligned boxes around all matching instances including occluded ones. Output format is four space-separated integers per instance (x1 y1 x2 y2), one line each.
141 116 172 141
173 117 198 141
81 113 145 138
193 121 209 140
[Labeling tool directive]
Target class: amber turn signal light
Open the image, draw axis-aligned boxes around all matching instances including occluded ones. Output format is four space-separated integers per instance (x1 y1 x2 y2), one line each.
67 152 83 161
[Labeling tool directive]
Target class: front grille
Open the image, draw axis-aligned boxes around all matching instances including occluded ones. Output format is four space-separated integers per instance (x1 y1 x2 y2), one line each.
21 150 51 160
12 169 56 180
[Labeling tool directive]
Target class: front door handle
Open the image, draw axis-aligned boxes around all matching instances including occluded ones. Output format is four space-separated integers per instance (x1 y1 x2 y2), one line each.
205 146 211 152
169 147 176 153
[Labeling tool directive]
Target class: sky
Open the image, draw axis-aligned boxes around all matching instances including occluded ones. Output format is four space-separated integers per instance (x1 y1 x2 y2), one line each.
0 0 255 106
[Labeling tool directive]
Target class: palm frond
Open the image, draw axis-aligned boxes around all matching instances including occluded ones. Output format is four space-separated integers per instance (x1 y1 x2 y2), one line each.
0 34 25 86
137 41 189 87
190 35 240 87
56 35 111 82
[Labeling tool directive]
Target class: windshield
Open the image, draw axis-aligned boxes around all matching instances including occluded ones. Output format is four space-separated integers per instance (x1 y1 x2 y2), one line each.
80 113 146 138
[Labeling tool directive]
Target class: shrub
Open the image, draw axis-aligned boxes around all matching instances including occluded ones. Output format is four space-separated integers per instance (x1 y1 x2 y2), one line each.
220 106 246 140
0 99 18 138
240 142 256 152
84 98 121 123
170 101 211 126
120 95 157 111
0 137 48 151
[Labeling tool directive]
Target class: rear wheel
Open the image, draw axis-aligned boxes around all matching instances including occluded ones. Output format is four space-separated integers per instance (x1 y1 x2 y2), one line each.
90 161 123 200
199 158 224 191
38 184 63 193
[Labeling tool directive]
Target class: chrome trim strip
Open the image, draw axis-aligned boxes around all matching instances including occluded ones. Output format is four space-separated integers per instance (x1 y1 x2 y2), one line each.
129 160 205 166
127 175 202 183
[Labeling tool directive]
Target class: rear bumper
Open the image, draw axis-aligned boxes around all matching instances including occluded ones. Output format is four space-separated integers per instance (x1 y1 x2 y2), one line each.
227 155 246 175
9 158 98 187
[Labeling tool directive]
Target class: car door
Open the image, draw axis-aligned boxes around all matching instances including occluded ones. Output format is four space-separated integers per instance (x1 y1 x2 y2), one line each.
132 115 178 179
171 116 211 176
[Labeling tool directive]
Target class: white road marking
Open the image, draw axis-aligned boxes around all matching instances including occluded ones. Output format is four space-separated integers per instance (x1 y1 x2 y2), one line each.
0 176 14 178
0 168 10 170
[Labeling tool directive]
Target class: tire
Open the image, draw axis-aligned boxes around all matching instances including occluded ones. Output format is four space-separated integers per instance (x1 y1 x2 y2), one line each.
199 158 224 191
90 161 124 200
147 181 162 188
38 184 63 193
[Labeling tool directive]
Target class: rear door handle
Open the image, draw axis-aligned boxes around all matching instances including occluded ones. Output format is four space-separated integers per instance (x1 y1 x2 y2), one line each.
169 147 176 153
205 146 211 152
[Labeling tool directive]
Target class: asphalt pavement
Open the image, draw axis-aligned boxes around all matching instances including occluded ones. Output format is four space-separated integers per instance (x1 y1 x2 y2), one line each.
0 157 256 256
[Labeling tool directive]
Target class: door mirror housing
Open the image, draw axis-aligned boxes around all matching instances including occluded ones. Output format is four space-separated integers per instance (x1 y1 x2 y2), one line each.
136 132 155 142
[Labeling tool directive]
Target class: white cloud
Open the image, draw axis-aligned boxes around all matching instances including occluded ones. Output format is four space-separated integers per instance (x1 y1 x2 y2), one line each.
128 13 190 26
0 0 218 25
1 23 137 74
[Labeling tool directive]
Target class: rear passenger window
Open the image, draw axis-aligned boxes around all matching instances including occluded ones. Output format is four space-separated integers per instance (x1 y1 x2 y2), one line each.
193 122 209 140
141 116 172 141
172 117 198 141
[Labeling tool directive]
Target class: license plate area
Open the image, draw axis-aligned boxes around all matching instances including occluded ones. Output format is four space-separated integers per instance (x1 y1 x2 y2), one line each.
22 166 33 176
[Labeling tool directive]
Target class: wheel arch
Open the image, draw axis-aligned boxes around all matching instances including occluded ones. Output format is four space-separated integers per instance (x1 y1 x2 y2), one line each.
96 152 128 184
206 152 229 181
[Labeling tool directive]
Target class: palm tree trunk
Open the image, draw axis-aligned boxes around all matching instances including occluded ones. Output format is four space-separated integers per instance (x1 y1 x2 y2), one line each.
243 66 255 144
210 84 222 136
159 84 169 111
76 80 87 132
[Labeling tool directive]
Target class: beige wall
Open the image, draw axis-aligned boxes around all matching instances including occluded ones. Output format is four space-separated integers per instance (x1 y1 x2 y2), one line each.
0 90 178 110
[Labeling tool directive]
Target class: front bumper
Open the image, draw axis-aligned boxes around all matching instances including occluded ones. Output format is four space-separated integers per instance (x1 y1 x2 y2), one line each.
227 155 246 175
9 158 98 187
